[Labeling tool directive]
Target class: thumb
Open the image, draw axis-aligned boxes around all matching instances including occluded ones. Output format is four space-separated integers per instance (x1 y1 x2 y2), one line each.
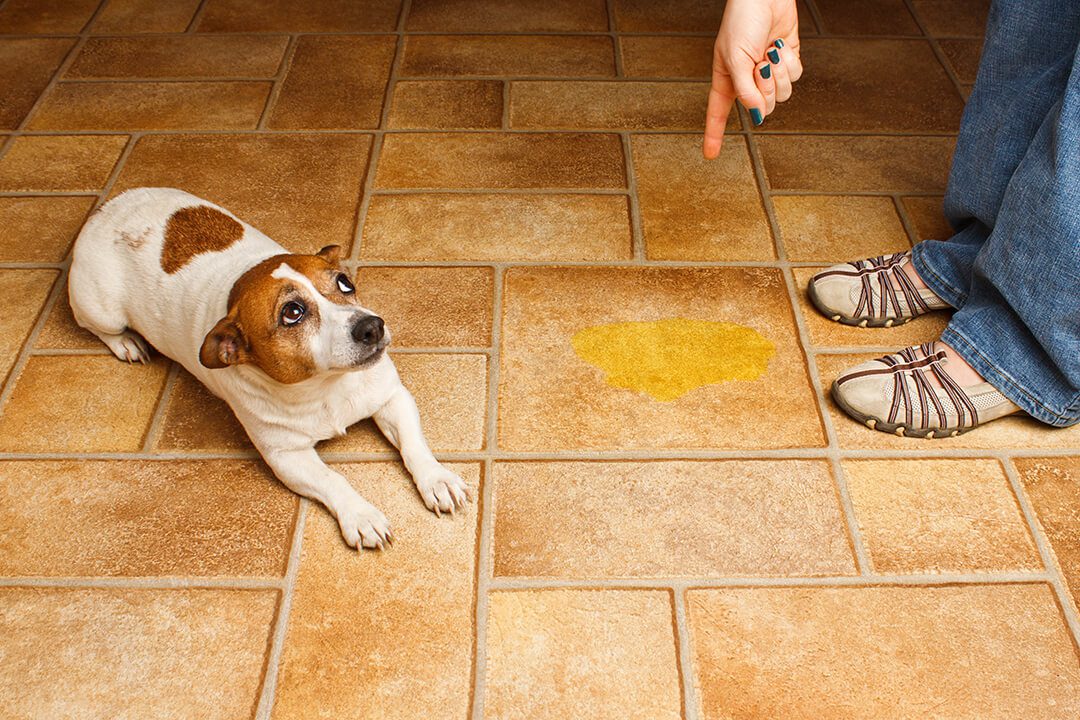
728 51 767 125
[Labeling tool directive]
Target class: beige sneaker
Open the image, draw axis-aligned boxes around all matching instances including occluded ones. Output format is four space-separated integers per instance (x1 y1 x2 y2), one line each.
808 252 950 327
832 342 1021 437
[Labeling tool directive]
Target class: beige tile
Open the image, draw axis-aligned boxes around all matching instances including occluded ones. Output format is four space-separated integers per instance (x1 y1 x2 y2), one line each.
0 355 169 453
911 0 990 36
499 267 825 450
0 0 98 33
493 460 854 578
620 35 713 78
759 135 955 193
91 0 203 33
376 132 625 189
902 195 954 241
485 589 681 720
813 0 920 34
0 587 276 719
510 80 708 130
154 369 251 452
112 133 370 251
29 81 271 131
387 80 503 129
362 193 633 261
633 134 773 261
272 463 479 720
0 135 128 192
688 584 1080 719
407 0 607 31
400 35 616 78
0 196 94 263
792 267 950 348
36 286 103 350
68 36 288 78
612 0 723 32
0 460 296 577
845 459 1040 574
817 352 1080 449
353 266 494 347
1016 457 1080 614
198 0 402 31
775 195 911 262
268 36 396 130
0 38 73 130
0 270 57 385
939 38 983 84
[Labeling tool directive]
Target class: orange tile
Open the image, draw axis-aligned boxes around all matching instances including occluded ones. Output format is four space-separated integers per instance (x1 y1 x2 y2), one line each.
939 38 983 84
493 460 854 577
400 35 616 78
901 195 954 242
68 36 288 78
911 0 990 36
353 266 494 347
612 0 723 32
0 355 169 453
484 589 681 720
688 584 1080 719
29 81 271 131
0 38 73 130
376 132 625 189
1016 457 1080 614
620 36 712 78
0 0 98 33
0 270 57 385
0 460 296 577
407 0 607 31
154 369 250 452
0 587 276 719
112 133 370 251
36 286 103 351
499 267 825 451
510 80 708 130
0 135 128 191
633 134 773 261
774 195 911 262
362 193 632 261
198 0 402 32
0 196 94 262
845 459 1040 574
759 135 955 192
272 463 479 720
813 0 920 34
268 36 396 130
91 0 203 33
387 80 503 129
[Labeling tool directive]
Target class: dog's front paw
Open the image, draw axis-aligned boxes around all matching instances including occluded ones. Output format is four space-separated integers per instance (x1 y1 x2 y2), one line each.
336 500 392 550
416 466 470 517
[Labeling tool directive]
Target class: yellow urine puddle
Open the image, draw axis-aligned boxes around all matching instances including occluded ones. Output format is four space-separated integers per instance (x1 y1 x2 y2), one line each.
571 318 775 401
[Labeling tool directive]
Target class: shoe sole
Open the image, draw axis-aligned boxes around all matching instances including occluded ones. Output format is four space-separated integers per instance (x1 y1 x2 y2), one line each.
830 380 971 439
806 277 914 329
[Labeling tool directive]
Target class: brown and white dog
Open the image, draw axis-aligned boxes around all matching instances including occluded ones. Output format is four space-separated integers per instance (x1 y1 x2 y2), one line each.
68 187 468 550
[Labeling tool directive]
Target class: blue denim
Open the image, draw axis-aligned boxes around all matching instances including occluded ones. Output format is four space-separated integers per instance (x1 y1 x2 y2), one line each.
910 0 1080 427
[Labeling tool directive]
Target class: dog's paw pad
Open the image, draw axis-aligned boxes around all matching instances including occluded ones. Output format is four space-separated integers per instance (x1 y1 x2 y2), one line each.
417 468 470 517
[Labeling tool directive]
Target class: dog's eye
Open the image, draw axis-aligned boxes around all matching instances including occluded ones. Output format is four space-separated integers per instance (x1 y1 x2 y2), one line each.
336 274 355 294
281 301 305 326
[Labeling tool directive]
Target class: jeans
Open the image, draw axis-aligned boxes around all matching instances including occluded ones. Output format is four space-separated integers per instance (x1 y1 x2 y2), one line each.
910 0 1080 427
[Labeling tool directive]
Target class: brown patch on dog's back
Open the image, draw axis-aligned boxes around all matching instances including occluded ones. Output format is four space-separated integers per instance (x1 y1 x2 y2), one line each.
162 205 243 274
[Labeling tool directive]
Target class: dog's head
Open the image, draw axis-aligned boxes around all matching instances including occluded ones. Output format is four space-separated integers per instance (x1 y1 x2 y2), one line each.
199 245 389 383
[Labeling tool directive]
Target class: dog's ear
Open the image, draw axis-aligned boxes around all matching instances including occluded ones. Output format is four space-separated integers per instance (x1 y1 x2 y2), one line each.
317 244 343 264
200 314 250 369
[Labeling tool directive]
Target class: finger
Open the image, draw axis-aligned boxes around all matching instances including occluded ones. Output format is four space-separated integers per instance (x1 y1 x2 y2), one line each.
703 84 734 159
755 60 777 115
727 54 767 127
772 49 793 103
778 39 804 83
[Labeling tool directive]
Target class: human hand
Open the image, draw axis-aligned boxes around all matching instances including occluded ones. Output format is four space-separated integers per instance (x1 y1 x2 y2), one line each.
703 0 803 159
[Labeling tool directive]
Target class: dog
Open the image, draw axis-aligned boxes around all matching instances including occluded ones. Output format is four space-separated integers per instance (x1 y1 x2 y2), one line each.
68 187 469 550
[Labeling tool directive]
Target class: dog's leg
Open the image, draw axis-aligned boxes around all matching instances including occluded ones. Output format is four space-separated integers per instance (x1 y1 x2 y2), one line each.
373 387 469 516
263 447 392 549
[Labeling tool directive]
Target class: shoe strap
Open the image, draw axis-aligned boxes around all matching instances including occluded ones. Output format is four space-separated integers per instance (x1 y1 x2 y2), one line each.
881 343 980 429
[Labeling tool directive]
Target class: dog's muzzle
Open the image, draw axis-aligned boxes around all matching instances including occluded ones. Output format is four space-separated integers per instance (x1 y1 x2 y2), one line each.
352 314 386 347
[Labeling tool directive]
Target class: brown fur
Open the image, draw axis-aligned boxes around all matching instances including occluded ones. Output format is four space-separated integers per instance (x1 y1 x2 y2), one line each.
162 205 244 274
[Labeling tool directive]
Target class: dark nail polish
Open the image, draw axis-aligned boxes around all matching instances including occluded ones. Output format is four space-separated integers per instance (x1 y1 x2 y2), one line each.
774 38 785 49
749 108 764 126
759 64 771 79
767 48 780 63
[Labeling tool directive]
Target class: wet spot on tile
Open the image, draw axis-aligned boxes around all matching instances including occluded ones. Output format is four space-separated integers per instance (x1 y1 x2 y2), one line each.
0 39 73 130
0 135 128 192
0 196 95 263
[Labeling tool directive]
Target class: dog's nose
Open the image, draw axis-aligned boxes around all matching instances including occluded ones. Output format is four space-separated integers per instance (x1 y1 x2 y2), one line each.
352 315 385 346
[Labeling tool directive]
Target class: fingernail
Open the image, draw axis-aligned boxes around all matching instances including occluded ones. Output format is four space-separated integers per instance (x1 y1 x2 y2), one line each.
774 38 785 49
767 48 780 63
759 63 771 79
749 108 764 126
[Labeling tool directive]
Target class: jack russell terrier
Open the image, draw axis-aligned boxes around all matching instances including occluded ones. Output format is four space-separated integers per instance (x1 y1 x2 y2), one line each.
69 187 469 550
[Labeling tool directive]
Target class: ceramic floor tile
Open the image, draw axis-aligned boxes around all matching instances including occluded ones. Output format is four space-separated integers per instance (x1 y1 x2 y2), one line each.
939 38 983 84
759 135 955 193
407 0 607 31
268 36 396 130
112 133 370 252
0 270 57 385
154 369 251 452
765 39 963 133
817 353 1080 449
0 460 296 577
619 36 712 78
0 587 276 720
353 266 494 347
1016 457 1080 614
792 267 950 348
387 80 503 129
400 35 616 78
90 0 203 33
493 460 854 578
362 193 632 261
510 81 709 130
272 462 479 720
813 0 920 34
910 0 990 36
376 132 625 189
484 589 682 720
499 267 825 451
632 134 773 261
0 38 73 130
612 0 723 32
844 459 1040 574
0 196 94 262
901 195 953 241
0 0 98 33
775 195 911 262
0 134 128 191
67 36 288 79
198 0 402 32
688 584 1080 719
36 287 103 350
0 355 169 453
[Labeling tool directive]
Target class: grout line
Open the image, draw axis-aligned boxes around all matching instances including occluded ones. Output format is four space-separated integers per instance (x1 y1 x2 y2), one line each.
605 0 623 76
621 133 644 260
901 0 967 100
141 361 181 452
501 80 510 130
0 575 283 589
184 0 211 34
488 574 1053 590
671 586 700 720
891 193 923 247
470 457 495 720
256 35 299 130
0 30 992 40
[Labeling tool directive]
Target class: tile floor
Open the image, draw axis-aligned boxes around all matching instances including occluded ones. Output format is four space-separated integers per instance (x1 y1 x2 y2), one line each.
1 0 1078 717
